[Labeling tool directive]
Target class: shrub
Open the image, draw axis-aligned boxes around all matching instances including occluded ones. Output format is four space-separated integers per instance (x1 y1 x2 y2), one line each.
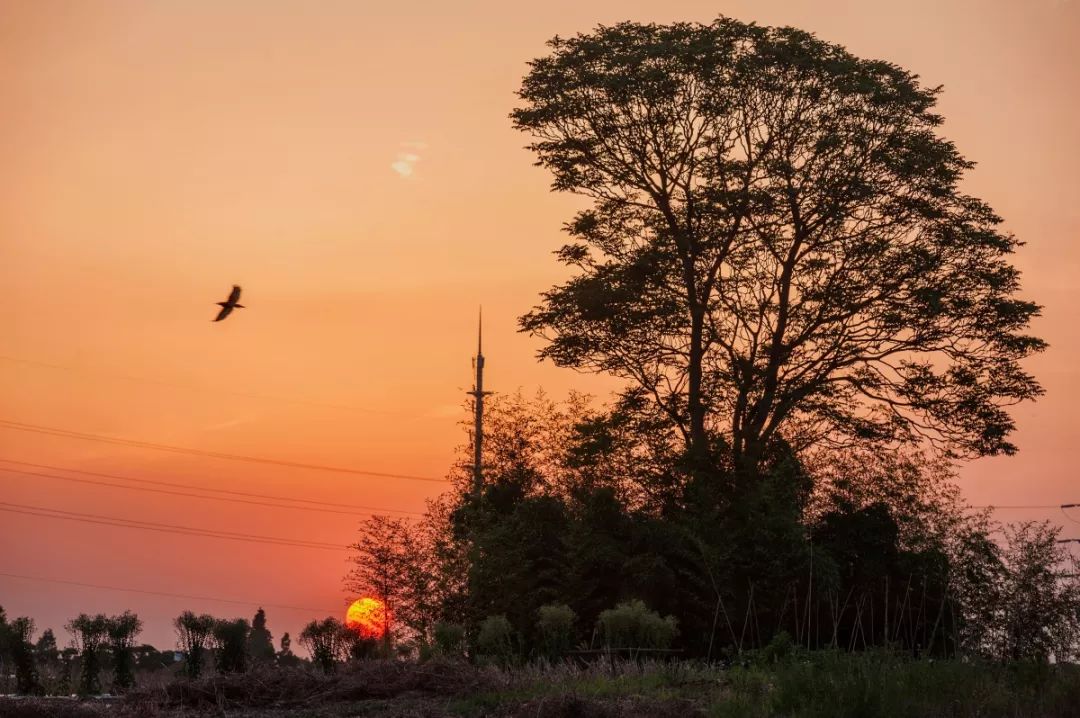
433 621 467 659
173 612 215 679
475 615 515 663
536 604 577 659
597 600 678 650
299 618 344 674
65 614 109 695
212 618 250 674
10 617 41 695
106 612 142 692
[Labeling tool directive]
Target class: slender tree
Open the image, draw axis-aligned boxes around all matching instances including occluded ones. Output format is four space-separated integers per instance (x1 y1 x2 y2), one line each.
513 18 1043 477
173 612 215 679
65 614 108 696
212 618 250 674
299 618 345 674
346 515 414 648
246 608 276 665
10 617 41 695
105 612 143 692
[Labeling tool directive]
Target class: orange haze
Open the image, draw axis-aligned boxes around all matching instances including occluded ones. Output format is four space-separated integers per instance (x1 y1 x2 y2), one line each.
2 0 1078 651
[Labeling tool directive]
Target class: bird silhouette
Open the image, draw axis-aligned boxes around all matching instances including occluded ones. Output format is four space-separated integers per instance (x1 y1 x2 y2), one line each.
213 285 245 322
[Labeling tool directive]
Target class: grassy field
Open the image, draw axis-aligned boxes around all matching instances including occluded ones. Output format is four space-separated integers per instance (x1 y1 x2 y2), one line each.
2 652 1078 717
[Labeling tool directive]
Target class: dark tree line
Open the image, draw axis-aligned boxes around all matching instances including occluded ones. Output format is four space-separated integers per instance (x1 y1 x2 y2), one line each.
347 393 1079 664
0 606 304 695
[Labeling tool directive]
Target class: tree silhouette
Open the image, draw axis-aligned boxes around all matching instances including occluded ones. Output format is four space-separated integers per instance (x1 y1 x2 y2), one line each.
247 608 275 665
65 614 108 695
299 618 345 674
34 628 59 667
106 612 142 692
173 612 215 679
212 618 250 674
513 17 1044 477
10 617 41 695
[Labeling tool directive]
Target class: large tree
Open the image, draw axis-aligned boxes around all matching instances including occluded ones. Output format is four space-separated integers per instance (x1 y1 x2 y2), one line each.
513 18 1043 474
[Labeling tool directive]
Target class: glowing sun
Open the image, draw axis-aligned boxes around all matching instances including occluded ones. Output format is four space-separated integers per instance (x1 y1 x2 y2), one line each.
345 597 389 639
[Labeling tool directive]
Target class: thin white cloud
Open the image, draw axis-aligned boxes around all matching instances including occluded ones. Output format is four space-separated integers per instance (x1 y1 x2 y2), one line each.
391 142 426 179
391 160 415 178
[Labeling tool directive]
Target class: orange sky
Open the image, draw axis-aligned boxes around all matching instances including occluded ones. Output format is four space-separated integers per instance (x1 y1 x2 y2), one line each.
2 0 1078 651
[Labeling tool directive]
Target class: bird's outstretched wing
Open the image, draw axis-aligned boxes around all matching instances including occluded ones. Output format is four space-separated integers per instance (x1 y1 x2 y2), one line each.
228 285 242 304
213 305 234 322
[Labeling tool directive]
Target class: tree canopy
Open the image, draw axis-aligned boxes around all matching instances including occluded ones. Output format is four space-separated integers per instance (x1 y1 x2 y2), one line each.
513 17 1044 474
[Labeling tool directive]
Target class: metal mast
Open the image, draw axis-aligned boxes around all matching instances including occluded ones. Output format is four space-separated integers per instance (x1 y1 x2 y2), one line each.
468 308 492 497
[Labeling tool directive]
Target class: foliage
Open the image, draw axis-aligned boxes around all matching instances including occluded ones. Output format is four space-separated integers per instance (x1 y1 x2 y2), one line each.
246 608 276 665
33 629 59 666
475 615 515 663
105 611 142 693
298 618 347 674
211 618 250 674
597 600 679 650
10 617 41 695
277 631 301 667
65 613 108 695
173 611 215 679
345 515 418 645
513 17 1043 474
998 522 1080 662
536 603 577 659
432 621 467 659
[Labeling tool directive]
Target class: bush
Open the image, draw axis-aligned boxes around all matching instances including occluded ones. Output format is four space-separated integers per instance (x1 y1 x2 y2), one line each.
433 621 467 659
597 600 678 650
476 615 515 663
536 604 577 659
212 618 250 674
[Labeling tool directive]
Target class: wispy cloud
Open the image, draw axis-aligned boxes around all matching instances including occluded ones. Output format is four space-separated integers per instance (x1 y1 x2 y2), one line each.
391 141 426 178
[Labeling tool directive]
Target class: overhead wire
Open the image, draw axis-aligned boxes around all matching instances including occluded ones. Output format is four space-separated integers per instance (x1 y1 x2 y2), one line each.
0 571 343 614
0 459 424 517
0 501 350 551
0 354 438 420
0 419 448 483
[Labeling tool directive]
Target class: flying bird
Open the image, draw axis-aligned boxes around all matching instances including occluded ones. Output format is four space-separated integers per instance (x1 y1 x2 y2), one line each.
213 285 245 322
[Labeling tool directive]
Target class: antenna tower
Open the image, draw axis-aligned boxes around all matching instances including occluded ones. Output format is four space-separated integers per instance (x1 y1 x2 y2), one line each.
468 308 492 497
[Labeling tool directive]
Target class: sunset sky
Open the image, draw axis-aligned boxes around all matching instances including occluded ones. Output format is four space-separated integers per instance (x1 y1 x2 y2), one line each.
2 0 1078 651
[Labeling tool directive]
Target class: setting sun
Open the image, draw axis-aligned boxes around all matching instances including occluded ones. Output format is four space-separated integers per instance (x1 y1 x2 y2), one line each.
345 597 389 639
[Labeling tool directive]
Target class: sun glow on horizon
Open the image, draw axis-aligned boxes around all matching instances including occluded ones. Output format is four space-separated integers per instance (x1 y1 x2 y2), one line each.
345 597 389 639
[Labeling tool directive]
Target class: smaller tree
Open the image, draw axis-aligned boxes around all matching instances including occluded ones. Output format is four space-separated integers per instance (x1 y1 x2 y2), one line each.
173 612 215 679
34 629 59 667
299 618 345 674
277 632 301 667
597 600 678 651
65 614 108 696
10 617 41 695
999 522 1080 662
247 608 276 665
345 516 413 649
475 615 515 665
536 604 576 660
105 612 142 692
432 622 466 659
212 618 250 674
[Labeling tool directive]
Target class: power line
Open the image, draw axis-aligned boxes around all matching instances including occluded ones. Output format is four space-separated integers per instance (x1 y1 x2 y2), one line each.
0 354 438 420
0 571 343 615
968 505 1067 510
0 459 424 517
0 419 448 483
0 501 350 551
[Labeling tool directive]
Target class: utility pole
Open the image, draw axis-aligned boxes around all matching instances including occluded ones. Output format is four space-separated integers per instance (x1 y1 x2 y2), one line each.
468 308 492 498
